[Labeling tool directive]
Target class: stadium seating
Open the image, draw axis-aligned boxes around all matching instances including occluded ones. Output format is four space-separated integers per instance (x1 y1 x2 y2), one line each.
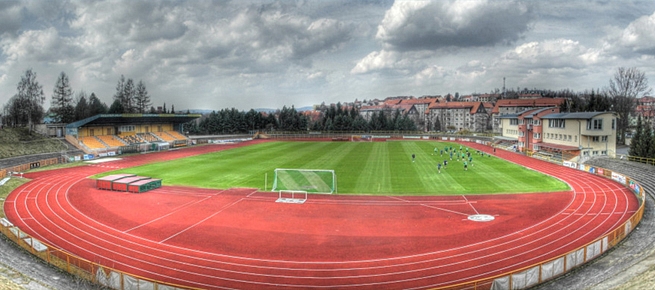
167 131 188 140
153 131 176 142
118 134 145 144
79 136 107 150
97 135 126 147
138 133 162 143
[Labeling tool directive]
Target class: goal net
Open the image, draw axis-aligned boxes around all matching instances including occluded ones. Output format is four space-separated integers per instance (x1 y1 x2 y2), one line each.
351 135 372 142
271 168 336 194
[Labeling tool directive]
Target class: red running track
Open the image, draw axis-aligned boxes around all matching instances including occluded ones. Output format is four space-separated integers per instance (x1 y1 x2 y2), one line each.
4 141 639 289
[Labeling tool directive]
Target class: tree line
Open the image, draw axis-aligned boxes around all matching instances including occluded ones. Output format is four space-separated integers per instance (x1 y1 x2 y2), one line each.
1 69 178 129
185 103 417 135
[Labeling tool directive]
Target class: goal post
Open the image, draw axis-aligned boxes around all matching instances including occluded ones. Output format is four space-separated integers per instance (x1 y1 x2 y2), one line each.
271 168 336 194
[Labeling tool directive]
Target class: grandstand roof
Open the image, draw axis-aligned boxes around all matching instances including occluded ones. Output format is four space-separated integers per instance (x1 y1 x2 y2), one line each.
66 114 201 128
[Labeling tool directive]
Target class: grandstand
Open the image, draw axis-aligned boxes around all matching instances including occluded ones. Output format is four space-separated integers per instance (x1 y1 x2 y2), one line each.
65 114 200 155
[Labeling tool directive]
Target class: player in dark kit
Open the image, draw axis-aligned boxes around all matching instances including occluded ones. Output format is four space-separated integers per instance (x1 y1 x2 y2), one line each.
443 160 448 168
412 154 416 162
437 163 442 173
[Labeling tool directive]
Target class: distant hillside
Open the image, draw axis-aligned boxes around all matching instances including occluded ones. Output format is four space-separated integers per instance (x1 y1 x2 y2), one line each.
0 128 68 159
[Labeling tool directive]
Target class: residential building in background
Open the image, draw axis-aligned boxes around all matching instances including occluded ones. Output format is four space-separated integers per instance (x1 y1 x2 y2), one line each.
499 109 617 161
492 98 566 133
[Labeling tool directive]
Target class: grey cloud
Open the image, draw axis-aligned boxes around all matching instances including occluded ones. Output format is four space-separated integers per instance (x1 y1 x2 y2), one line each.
184 4 354 73
377 0 533 51
0 2 22 36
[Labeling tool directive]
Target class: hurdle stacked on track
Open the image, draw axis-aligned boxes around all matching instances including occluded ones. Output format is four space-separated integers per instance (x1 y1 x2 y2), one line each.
96 174 162 193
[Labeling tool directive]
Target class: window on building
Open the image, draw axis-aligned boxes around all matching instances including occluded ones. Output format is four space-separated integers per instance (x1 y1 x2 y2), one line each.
601 150 607 155
593 151 599 155
568 135 572 141
574 135 577 142
612 119 615 130
587 119 603 130
534 133 540 139
601 136 608 142
548 119 565 128
592 136 600 142
120 125 135 132
510 119 518 125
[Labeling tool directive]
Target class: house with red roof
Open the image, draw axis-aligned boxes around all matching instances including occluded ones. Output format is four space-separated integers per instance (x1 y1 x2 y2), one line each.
491 98 566 133
636 96 655 127
427 101 489 132
498 108 617 161
359 96 440 131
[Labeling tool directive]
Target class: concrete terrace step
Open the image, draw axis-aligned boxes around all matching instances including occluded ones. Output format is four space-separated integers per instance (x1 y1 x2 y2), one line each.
536 157 655 290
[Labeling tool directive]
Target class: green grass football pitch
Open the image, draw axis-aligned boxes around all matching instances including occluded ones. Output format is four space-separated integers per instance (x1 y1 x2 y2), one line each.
97 141 570 195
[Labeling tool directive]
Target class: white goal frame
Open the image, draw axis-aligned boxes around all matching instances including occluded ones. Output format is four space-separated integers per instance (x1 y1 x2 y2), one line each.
276 190 308 204
271 168 337 194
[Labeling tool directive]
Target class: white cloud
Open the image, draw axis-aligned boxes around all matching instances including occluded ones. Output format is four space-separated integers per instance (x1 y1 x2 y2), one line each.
351 50 400 74
617 11 655 55
1 27 83 63
1 1 655 111
497 39 602 70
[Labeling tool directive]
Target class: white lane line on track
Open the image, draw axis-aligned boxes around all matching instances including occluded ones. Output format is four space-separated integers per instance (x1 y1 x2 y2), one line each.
159 198 244 244
7 143 640 290
124 194 221 234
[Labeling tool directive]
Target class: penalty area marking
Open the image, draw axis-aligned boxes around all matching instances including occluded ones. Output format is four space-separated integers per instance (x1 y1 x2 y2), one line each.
467 214 495 222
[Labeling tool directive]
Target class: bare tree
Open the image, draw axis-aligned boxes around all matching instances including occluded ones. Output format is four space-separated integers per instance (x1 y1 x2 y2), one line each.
606 67 652 145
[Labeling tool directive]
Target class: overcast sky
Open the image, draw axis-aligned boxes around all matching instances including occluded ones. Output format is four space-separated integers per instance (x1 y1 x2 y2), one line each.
1 0 655 112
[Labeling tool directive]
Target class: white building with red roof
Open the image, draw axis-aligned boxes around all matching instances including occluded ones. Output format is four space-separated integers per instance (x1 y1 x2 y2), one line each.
491 98 566 133
427 101 489 132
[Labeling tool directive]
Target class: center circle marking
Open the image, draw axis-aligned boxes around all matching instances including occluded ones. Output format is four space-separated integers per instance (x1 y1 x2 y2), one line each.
468 214 495 222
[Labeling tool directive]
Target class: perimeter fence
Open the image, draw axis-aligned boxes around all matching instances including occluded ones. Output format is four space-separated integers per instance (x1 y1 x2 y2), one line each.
0 136 646 290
